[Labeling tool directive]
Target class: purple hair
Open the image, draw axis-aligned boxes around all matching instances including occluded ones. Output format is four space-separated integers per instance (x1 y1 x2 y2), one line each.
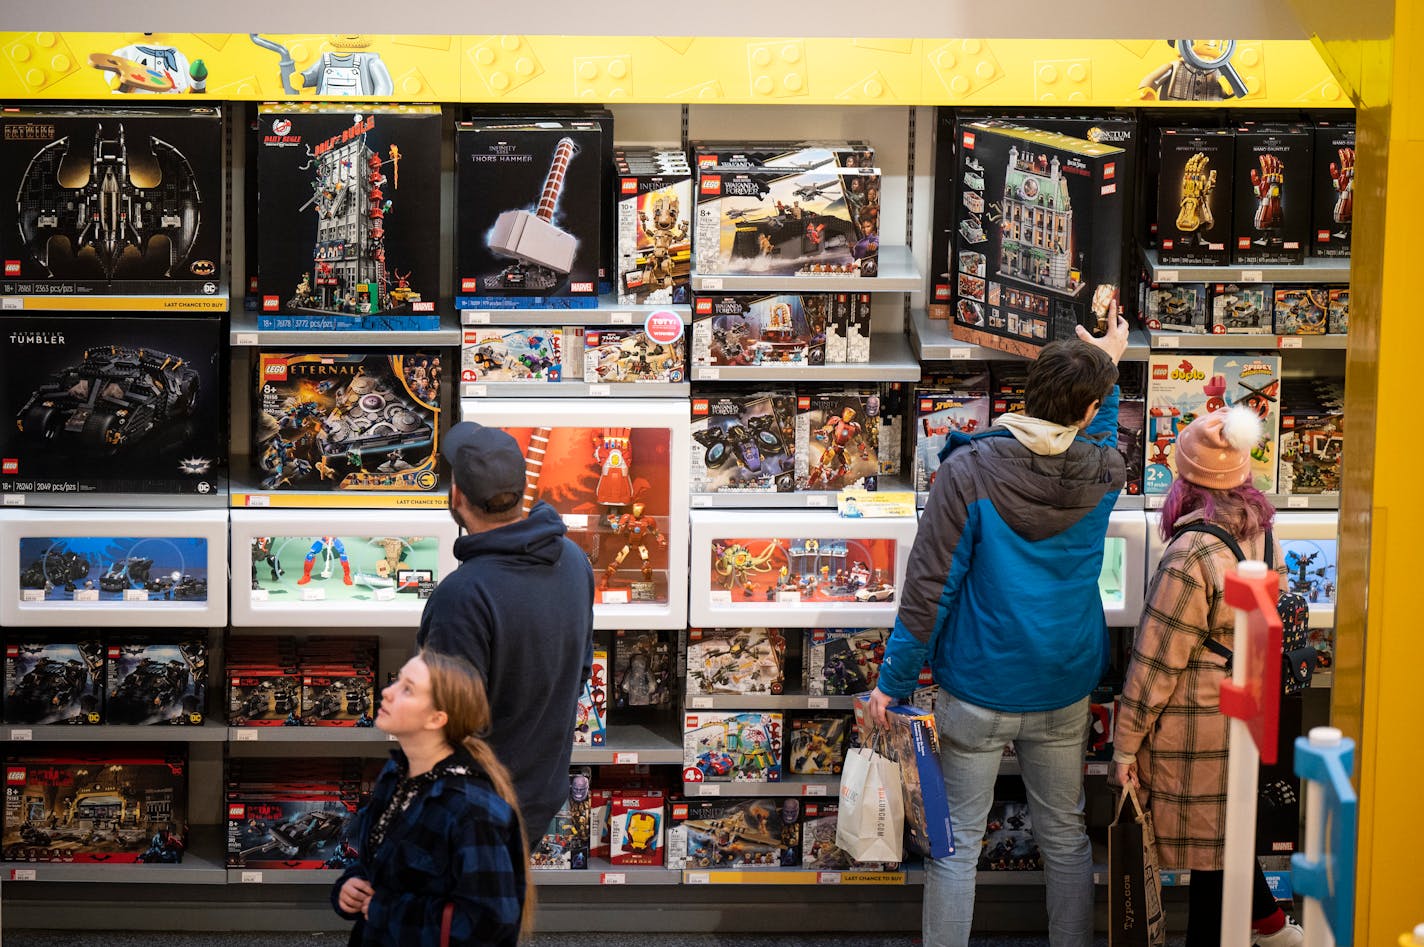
1157 477 1276 543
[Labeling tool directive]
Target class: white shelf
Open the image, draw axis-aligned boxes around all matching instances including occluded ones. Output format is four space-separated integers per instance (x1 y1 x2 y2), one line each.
536 858 682 886
683 774 840 797
227 727 394 743
694 477 913 511
691 245 920 293
682 868 906 885
1144 494 1340 511
683 694 856 710
462 381 690 399
0 487 229 510
908 307 1150 363
691 334 920 382
2 829 227 885
459 297 691 326
1 723 228 742
570 723 684 765
229 312 460 346
226 868 344 885
1141 249 1350 285
1147 330 1347 351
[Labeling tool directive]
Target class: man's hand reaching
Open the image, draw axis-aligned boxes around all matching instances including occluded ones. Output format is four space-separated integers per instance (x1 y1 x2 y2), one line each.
1075 299 1130 365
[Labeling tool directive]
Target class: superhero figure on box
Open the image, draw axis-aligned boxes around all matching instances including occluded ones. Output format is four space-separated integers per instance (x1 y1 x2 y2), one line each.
298 537 352 586
807 406 867 488
604 502 667 584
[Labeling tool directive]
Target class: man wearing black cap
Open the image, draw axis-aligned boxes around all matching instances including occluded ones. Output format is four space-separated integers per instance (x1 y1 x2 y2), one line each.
417 421 595 843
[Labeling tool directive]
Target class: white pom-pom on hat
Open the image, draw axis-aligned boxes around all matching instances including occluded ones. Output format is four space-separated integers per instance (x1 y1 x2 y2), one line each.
1174 406 1261 490
1219 404 1263 454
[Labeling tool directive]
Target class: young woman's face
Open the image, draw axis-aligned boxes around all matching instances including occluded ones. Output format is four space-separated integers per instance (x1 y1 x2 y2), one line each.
377 656 441 737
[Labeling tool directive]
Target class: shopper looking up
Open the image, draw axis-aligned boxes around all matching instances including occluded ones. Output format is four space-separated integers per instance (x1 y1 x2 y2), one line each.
333 650 534 946
417 421 596 843
1113 407 1300 947
869 307 1130 947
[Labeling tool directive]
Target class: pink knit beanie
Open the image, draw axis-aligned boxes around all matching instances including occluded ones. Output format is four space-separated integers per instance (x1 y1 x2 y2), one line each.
1173 406 1262 489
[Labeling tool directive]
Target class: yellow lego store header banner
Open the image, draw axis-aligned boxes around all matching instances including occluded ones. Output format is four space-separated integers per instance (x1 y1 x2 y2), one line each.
0 34 1347 106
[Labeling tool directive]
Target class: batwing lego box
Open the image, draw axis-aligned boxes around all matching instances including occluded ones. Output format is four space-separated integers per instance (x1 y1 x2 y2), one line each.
1156 128 1235 266
253 352 444 494
682 711 783 783
0 106 225 303
256 104 442 330
4 640 104 725
690 389 798 494
692 293 827 367
950 122 1123 357
105 638 207 726
1232 124 1313 266
0 315 226 497
455 121 603 306
666 797 803 869
1311 121 1354 258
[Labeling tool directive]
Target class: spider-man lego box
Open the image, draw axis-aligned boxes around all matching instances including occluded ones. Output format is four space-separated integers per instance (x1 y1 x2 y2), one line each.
1232 124 1313 266
0 106 225 305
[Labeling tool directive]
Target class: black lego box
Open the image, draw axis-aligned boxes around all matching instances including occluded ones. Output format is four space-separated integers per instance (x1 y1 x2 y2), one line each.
0 105 225 304
1311 121 1354 258
4 640 104 725
456 121 603 306
253 352 445 494
0 315 226 497
1157 127 1235 265
1232 124 1313 266
951 121 1123 358
691 293 827 367
256 104 442 330
105 637 208 726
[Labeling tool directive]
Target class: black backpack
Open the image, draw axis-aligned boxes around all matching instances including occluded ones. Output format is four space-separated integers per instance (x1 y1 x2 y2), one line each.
1170 522 1314 695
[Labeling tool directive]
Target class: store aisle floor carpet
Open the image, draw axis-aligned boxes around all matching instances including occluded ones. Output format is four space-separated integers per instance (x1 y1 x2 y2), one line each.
6 935 1191 946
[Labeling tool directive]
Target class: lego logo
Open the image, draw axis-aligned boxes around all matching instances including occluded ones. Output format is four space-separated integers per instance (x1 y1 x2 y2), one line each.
620 178 638 194
4 261 19 276
108 647 121 657
263 359 289 382
695 299 713 314
672 804 688 819
262 295 279 311
5 645 16 656
464 330 479 344
7 767 26 785
692 399 709 415
1282 417 1296 429
1103 163 1116 180
461 278 477 292
413 301 434 312
228 804 246 818
586 332 600 346
798 397 811 410
1316 230 1330 242
934 285 949 300
806 803 819 817
700 176 721 195
697 155 717 169
962 132 976 149
1152 365 1169 380
1161 239 1175 249
919 400 932 411
685 716 698 728
2 458 15 475
1238 238 1252 249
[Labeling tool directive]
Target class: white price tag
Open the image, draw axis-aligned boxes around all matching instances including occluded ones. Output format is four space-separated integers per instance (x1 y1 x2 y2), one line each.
374 587 397 602
687 871 711 885
21 589 43 602
1241 270 1264 283
949 347 972 361
804 783 829 797
614 752 639 764
601 872 627 885
1146 495 1165 509
690 697 713 709
691 495 712 507
697 784 722 796
805 494 830 507
776 591 802 604
1158 335 1180 349
301 587 326 602
1158 270 1180 282
1287 496 1309 509
11 868 36 881
10 728 32 741
588 384 611 397
807 697 829 710
245 495 271 508
122 589 149 602
251 589 270 602
463 384 488 398
234 332 259 346
709 591 732 605
73 589 99 601
1084 762 1109 776
601 589 630 605
4 494 25 506
610 311 633 325
241 871 264 884
697 368 721 381
466 312 491 324
1278 336 1303 349
234 729 259 741
701 278 724 290
818 871 842 885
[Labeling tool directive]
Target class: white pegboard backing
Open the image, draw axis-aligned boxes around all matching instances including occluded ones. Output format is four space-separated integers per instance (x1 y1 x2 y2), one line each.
605 105 685 146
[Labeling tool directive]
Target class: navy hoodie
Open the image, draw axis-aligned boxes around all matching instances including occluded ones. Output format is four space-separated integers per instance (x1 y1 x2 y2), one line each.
417 501 595 842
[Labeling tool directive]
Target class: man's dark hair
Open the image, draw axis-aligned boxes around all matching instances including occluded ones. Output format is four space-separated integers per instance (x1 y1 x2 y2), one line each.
1024 340 1118 427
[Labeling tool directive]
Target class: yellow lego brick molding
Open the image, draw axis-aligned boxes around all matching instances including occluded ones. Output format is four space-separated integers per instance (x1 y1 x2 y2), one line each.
0 33 1345 105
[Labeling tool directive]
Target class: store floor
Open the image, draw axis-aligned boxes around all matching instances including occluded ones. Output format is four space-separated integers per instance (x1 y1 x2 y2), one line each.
6 935 1189 946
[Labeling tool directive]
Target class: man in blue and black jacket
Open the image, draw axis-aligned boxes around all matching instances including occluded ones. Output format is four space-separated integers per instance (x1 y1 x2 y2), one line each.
869 312 1130 947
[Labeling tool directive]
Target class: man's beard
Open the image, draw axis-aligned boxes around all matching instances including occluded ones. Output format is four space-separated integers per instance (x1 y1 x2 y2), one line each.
448 493 468 533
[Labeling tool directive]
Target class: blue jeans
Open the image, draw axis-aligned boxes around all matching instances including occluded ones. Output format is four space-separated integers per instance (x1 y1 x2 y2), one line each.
923 694 1094 947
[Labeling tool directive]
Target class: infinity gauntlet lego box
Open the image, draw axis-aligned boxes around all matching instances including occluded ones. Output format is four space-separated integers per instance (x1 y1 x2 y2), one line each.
950 122 1123 358
1232 124 1313 266
0 315 226 497
0 106 225 301
1311 121 1354 258
1156 128 1234 265
256 104 442 329
455 121 603 304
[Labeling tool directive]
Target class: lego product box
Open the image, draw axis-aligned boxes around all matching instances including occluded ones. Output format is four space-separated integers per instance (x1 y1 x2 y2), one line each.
1311 122 1354 258
574 649 608 748
913 389 991 492
796 390 881 491
852 698 954 859
1233 124 1313 266
979 800 1043 871
1143 282 1209 333
0 315 226 497
803 628 891 695
461 328 566 383
608 791 665 867
690 390 797 495
1279 387 1343 496
4 640 103 725
802 799 899 871
17 535 210 604
788 713 851 775
682 711 783 783
684 628 786 696
1117 362 1147 497
951 121 1123 357
617 162 692 305
1328 287 1349 334
106 638 207 726
690 141 874 171
666 797 802 869
1274 287 1329 335
584 327 686 384
4 751 188 863
848 293 873 363
1086 684 1118 763
257 104 441 329
1211 283 1274 334
613 630 674 709
226 796 358 869
254 352 444 494
533 768 592 870
1156 128 1234 265
691 294 828 367
1145 354 1281 494
0 106 225 302
456 121 603 305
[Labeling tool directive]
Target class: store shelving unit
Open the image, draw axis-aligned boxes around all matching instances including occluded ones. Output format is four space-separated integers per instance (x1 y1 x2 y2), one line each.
692 333 921 382
229 311 463 347
690 245 920 293
908 307 1152 363
459 297 692 327
1140 248 1350 285
1146 330 1347 351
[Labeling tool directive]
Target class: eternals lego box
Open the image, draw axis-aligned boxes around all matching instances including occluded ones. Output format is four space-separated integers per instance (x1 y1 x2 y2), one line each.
951 122 1123 357
256 104 442 329
1156 128 1234 266
0 315 226 497
1311 122 1354 258
0 106 225 303
1233 124 1313 266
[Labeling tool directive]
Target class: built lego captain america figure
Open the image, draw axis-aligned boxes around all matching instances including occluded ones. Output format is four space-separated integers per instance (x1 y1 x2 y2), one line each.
298 536 352 586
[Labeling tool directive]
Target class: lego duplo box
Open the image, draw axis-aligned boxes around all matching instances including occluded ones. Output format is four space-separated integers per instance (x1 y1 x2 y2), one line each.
0 105 225 302
1232 124 1314 266
256 104 442 329
692 293 828 367
690 390 798 495
1156 128 1234 266
1311 121 1354 259
665 797 803 869
1145 353 1281 495
456 121 603 304
950 121 1124 358
617 163 692 306
682 711 783 783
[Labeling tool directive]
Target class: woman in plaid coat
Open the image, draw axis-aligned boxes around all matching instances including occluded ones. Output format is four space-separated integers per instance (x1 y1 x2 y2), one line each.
332 650 534 946
1113 407 1300 947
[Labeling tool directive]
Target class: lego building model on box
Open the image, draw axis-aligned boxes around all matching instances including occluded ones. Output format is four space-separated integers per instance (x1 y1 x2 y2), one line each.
682 711 783 783
707 537 899 607
979 800 1043 871
247 535 440 603
803 627 891 695
583 328 686 384
608 792 665 867
690 390 797 495
666 797 802 869
533 768 592 870
1311 122 1354 258
253 352 444 494
802 799 898 871
913 388 991 492
1145 354 1281 495
1274 287 1329 335
0 315 226 497
461 328 565 384
257 105 441 329
1143 283 1208 333
617 149 692 305
796 390 881 491
17 535 209 603
684 628 786 696
691 294 827 367
0 106 224 301
1279 379 1344 495
4 640 103 725
573 649 608 747
1210 283 1274 334
853 698 954 859
105 638 207 726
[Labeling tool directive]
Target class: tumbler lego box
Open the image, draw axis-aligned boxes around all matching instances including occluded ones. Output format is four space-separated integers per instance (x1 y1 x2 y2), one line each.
1311 122 1354 258
795 390 880 490
1210 283 1274 334
682 711 783 783
3 751 188 863
913 389 991 492
803 627 891 695
18 535 210 604
1156 128 1234 265
461 328 566 384
105 638 207 726
0 106 225 303
683 628 786 696
226 796 358 869
1145 354 1281 494
617 165 692 305
950 122 1123 358
574 649 608 748
613 630 675 709
691 293 828 367
4 640 103 725
256 104 442 330
852 698 954 858
802 799 899 871
1274 287 1329 335
456 121 603 305
253 352 444 493
788 713 850 775
0 315 226 497
532 768 592 870
1143 282 1209 333
608 791 665 867
690 390 797 494
1232 124 1313 266
666 797 802 869
584 327 686 384
978 800 1042 871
